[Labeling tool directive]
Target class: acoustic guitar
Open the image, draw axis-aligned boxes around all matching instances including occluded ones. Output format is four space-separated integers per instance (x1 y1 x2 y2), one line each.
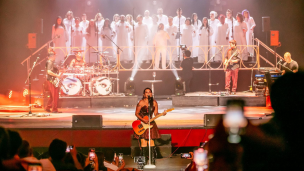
132 108 174 135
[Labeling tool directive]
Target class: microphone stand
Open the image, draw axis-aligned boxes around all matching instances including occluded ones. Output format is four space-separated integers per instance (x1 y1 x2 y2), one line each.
178 8 181 62
133 8 136 63
24 56 40 115
105 34 123 94
231 11 234 40
96 21 99 65
206 48 222 93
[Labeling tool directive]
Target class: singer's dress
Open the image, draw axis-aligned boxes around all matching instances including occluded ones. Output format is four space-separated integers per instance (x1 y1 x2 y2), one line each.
133 105 161 140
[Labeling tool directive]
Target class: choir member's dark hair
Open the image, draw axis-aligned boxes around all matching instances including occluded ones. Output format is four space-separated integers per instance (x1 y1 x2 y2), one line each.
191 13 198 26
218 14 225 20
86 20 97 35
200 17 210 31
54 16 65 30
74 17 80 22
185 18 191 25
236 13 244 23
102 18 112 31
242 9 250 18
142 88 152 100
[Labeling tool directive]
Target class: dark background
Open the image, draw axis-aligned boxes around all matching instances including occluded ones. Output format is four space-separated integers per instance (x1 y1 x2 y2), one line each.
0 0 303 95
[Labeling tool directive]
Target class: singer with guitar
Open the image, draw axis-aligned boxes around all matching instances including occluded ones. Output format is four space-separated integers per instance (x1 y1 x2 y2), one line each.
224 39 240 95
133 88 167 165
45 49 62 113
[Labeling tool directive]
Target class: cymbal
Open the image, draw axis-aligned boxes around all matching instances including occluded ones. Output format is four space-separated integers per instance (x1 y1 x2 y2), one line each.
102 51 109 54
73 50 84 52
92 51 102 53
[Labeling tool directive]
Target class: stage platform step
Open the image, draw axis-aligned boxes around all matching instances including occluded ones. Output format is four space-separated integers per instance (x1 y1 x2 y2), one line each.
172 92 265 107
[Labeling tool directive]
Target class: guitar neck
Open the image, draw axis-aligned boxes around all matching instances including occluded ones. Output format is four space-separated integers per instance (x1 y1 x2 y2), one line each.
150 112 165 123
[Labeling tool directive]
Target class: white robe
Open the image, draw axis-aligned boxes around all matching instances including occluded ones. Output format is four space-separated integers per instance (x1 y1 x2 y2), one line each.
157 15 168 25
72 26 83 49
192 20 202 57
181 25 196 51
244 17 256 56
153 30 170 69
225 18 236 41
131 23 149 61
233 21 248 60
85 27 99 63
95 20 104 50
215 23 229 61
165 25 178 61
101 27 116 62
128 21 136 61
147 24 158 60
52 25 67 63
115 22 131 61
63 18 75 54
208 19 220 59
143 16 153 27
198 26 213 63
173 16 186 27
79 20 89 50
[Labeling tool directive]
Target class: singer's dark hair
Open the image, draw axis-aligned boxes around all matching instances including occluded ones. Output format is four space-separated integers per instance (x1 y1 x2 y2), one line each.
102 18 112 31
54 16 65 30
200 17 210 31
236 13 244 23
191 13 198 26
142 88 152 100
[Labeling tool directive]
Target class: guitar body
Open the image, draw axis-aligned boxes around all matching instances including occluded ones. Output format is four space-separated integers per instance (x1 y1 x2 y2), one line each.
132 116 153 136
49 67 61 87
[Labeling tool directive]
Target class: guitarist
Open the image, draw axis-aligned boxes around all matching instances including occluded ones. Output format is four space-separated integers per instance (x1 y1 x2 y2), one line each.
45 49 62 113
224 39 240 95
133 88 167 165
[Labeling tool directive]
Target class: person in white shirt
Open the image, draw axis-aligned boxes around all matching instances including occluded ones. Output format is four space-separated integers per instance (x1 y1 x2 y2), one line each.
95 13 104 51
101 18 116 63
115 15 131 62
72 17 83 51
181 18 196 53
111 14 120 30
131 15 149 65
157 8 168 25
225 9 236 41
215 14 229 61
143 10 153 27
147 15 159 63
198 17 214 63
233 13 248 60
165 16 178 62
126 14 136 62
209 11 220 61
173 8 186 27
191 13 202 57
52 16 68 63
153 23 170 69
63 11 75 54
79 14 89 51
85 19 99 63
242 9 256 57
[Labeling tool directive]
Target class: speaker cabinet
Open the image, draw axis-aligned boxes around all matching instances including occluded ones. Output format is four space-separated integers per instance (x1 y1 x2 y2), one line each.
204 114 224 127
262 17 270 32
28 33 37 49
270 30 279 46
72 115 103 129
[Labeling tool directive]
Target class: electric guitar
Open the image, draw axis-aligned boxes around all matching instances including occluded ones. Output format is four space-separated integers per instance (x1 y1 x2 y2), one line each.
132 108 174 135
49 67 63 87
224 49 239 72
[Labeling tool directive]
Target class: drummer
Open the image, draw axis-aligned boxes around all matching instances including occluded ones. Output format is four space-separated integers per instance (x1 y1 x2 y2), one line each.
70 50 86 67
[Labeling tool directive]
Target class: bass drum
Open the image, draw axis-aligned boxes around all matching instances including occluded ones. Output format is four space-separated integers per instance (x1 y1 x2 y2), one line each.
91 77 112 95
61 77 83 95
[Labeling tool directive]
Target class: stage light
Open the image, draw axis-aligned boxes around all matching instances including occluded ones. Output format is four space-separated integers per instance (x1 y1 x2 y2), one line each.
175 78 185 96
23 89 29 97
8 90 13 99
125 77 135 96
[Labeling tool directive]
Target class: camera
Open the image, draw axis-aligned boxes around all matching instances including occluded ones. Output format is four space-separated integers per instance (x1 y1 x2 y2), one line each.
180 153 191 159
134 156 145 170
180 44 187 51
65 145 73 153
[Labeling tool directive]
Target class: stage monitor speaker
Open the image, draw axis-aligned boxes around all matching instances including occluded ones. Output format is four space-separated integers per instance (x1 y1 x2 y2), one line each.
262 17 270 32
270 30 279 46
72 115 103 129
204 114 225 127
28 33 37 49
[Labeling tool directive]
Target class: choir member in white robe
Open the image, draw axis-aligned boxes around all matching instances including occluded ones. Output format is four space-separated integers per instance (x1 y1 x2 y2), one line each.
198 17 213 63
85 20 99 63
242 9 256 57
165 16 178 62
63 11 75 54
215 15 229 61
143 10 153 27
101 19 116 63
208 11 220 60
131 15 149 64
72 18 84 51
126 14 136 62
52 16 68 63
111 14 120 59
153 23 170 69
233 13 248 60
191 13 202 57
147 15 159 62
95 13 105 51
79 14 89 51
173 8 186 27
115 15 131 62
157 8 168 25
181 18 196 53
225 9 236 41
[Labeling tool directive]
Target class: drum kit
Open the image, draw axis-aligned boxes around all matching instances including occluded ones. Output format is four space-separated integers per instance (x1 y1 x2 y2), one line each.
58 50 119 96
